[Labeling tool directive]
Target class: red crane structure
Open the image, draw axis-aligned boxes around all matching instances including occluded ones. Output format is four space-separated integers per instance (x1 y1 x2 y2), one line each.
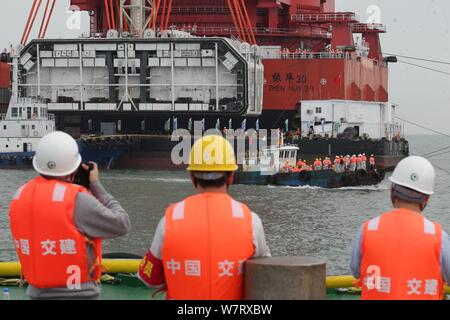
66 0 383 61
12 0 390 115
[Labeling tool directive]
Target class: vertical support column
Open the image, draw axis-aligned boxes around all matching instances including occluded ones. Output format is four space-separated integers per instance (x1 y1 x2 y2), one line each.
215 42 219 111
267 7 278 29
140 51 149 103
171 42 175 110
37 44 41 96
11 56 19 105
79 43 84 110
331 24 354 49
363 33 383 62
125 43 129 102
106 51 118 102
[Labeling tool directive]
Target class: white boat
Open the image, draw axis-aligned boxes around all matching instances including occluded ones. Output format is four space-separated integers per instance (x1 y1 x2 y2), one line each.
0 55 55 166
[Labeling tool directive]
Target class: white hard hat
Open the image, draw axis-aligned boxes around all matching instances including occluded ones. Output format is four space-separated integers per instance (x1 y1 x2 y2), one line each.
389 156 435 195
32 131 82 177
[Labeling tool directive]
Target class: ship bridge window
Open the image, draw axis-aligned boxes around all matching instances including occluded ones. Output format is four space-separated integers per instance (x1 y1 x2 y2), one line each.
11 108 18 118
33 107 38 118
27 108 32 119
316 107 322 114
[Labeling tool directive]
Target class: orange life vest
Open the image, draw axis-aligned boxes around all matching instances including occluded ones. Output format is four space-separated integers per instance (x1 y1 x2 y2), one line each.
360 209 443 300
350 156 357 163
162 193 254 300
362 155 367 162
9 176 102 289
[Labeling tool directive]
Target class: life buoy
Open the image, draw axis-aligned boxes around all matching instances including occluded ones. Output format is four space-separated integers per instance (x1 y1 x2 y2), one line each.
33 131 39 137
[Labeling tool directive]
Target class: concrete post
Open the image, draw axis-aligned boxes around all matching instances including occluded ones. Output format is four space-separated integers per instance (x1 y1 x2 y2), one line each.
245 257 327 300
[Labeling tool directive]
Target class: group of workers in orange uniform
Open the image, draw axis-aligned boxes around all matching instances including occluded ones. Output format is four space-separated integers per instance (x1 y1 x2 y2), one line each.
282 154 376 174
6 131 449 301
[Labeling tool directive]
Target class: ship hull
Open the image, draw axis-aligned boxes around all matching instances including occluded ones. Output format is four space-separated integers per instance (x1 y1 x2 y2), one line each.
234 169 385 188
83 133 408 172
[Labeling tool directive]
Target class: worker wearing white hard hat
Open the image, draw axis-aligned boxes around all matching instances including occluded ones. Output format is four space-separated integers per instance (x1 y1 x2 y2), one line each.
350 156 450 300
9 131 130 300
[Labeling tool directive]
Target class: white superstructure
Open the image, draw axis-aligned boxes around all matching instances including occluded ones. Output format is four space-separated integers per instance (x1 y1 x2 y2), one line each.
0 97 55 153
300 100 403 140
1 56 55 155
17 36 264 116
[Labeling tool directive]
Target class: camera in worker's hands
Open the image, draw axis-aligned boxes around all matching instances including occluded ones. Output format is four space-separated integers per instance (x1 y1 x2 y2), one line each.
73 162 94 189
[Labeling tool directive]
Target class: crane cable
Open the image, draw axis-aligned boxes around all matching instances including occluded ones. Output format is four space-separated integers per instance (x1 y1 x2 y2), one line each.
397 60 450 76
384 52 450 66
394 116 450 174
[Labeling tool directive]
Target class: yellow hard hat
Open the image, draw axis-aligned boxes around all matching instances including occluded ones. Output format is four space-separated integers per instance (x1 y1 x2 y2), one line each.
187 134 238 172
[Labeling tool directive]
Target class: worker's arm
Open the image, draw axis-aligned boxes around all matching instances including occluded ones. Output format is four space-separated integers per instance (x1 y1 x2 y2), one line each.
441 231 450 284
350 226 363 279
73 180 131 239
138 217 166 288
251 212 271 258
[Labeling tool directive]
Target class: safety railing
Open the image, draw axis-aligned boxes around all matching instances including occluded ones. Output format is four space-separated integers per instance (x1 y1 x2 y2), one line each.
352 23 387 33
168 7 230 14
81 26 331 41
291 12 358 23
264 52 351 61
191 26 331 39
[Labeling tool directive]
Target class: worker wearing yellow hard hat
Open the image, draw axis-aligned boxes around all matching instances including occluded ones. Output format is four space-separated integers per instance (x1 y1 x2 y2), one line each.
138 134 270 300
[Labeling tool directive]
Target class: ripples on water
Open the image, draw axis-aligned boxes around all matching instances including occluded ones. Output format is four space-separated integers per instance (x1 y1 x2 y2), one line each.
1 135 449 275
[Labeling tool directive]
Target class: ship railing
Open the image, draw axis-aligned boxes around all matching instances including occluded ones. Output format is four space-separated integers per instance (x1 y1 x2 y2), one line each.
352 23 387 33
291 12 359 23
167 7 230 14
183 26 331 39
83 26 331 40
264 52 351 60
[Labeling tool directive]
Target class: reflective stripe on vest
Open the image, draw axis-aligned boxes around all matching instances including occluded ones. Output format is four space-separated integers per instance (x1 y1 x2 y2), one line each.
9 176 103 289
162 193 254 300
360 209 443 300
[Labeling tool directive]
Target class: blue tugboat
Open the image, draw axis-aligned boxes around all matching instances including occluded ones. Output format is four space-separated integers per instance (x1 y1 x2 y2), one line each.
234 146 385 188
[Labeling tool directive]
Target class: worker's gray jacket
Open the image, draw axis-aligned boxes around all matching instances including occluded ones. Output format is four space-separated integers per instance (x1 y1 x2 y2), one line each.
23 181 130 300
350 219 450 283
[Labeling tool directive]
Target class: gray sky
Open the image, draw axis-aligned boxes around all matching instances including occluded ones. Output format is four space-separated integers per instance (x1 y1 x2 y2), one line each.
1 0 449 135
